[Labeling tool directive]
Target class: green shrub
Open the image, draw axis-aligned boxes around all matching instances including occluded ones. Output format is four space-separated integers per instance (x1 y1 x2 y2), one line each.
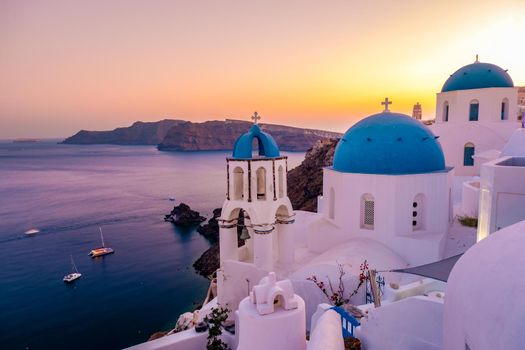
458 215 478 228
204 306 230 350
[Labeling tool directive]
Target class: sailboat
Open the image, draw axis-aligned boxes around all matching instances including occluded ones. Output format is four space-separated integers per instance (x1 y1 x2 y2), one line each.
89 227 115 258
63 255 82 283
24 228 40 235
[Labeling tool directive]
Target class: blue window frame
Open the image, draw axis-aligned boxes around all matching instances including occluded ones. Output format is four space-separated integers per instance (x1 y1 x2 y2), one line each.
501 99 508 120
464 144 475 166
469 102 479 121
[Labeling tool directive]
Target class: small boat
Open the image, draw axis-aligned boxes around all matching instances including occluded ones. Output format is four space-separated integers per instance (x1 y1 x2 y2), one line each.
169 197 176 202
63 255 82 283
89 227 114 258
24 228 40 235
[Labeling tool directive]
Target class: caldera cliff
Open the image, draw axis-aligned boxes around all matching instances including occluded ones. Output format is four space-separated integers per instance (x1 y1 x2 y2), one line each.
62 119 185 145
157 119 341 152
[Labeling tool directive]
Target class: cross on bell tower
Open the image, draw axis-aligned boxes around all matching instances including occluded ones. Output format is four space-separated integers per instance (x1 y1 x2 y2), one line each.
251 111 261 125
381 98 392 112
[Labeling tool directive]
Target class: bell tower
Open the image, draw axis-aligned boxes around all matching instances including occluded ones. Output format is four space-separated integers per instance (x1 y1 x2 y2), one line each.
217 112 295 312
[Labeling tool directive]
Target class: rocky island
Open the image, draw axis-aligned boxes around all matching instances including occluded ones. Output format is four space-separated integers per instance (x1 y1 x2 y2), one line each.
164 203 206 226
62 118 341 151
62 119 185 145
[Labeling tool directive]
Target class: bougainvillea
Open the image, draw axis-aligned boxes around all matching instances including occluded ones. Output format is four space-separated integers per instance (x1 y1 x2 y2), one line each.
307 260 369 306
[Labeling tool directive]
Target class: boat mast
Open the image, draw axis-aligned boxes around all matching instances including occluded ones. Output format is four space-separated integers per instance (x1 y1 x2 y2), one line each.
70 255 79 273
99 226 105 247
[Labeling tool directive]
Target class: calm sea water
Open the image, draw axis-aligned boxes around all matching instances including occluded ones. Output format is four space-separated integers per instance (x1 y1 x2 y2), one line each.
0 141 304 350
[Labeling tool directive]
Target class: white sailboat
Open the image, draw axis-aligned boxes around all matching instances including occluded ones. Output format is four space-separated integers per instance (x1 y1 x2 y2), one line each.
63 255 82 283
24 228 40 235
89 227 114 258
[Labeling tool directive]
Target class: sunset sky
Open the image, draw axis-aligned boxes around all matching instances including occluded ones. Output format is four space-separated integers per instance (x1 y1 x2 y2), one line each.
1 0 524 138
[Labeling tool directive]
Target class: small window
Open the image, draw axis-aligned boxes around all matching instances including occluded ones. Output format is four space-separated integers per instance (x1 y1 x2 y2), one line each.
278 165 284 198
233 167 244 200
469 101 479 121
443 102 449 122
501 98 509 120
464 143 475 166
361 194 375 230
412 194 425 231
256 167 266 200
328 187 335 219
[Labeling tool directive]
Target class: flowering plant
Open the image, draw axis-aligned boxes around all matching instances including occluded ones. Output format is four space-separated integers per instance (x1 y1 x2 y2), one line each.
307 260 369 306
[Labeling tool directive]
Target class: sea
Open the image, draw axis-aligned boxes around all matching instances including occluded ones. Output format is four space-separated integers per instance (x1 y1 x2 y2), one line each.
0 140 304 350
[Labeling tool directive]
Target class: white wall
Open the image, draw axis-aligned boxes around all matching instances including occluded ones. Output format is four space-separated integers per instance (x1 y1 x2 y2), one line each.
307 309 344 350
357 296 444 350
460 181 480 217
477 156 525 241
444 220 525 350
432 87 520 176
317 168 453 265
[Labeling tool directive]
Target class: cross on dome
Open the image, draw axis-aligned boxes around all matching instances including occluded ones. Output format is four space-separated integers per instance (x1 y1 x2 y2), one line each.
381 98 392 112
475 54 479 63
251 112 261 125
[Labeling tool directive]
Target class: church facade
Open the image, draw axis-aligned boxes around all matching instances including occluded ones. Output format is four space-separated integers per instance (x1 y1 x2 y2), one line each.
430 58 521 175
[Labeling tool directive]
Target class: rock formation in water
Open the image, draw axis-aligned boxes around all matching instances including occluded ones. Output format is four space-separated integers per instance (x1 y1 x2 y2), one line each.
193 209 247 277
157 119 341 151
193 243 220 278
196 208 222 243
164 203 206 226
287 138 338 212
62 119 185 145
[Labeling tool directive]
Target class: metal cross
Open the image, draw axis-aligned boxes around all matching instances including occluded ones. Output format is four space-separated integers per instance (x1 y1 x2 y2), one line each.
251 111 261 124
381 98 392 112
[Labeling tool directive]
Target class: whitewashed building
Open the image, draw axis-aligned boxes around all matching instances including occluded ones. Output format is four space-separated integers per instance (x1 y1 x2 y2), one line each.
430 58 521 175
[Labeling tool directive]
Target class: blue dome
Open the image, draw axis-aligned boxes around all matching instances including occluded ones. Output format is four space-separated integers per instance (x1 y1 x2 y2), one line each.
333 112 446 175
441 62 513 92
232 124 280 159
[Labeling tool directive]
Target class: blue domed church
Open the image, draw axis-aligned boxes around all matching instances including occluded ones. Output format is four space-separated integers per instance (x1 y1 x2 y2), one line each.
431 57 521 176
314 105 454 266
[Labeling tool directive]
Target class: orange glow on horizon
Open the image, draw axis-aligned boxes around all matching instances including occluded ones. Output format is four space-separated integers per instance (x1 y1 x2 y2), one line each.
0 0 524 138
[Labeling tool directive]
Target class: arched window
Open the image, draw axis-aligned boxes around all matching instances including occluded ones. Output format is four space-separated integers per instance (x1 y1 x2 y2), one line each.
412 193 425 231
233 167 244 200
256 167 266 200
443 101 449 122
469 100 479 121
501 98 509 120
328 187 335 219
360 193 375 230
278 165 284 198
464 143 475 166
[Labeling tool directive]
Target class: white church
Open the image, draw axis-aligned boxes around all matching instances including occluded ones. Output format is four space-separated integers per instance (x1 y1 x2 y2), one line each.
129 58 525 350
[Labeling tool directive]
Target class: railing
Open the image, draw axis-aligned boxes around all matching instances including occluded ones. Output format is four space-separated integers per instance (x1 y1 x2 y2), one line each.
366 272 385 305
329 306 360 338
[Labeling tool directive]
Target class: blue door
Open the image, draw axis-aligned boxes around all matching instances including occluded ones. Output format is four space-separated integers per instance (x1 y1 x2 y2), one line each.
464 146 475 166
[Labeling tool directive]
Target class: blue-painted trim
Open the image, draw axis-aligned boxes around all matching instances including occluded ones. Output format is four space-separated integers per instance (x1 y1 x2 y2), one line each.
329 306 360 338
232 124 280 159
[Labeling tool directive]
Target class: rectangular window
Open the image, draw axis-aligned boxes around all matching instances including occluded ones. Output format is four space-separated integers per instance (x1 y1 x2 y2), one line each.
444 105 449 122
469 103 479 121
501 102 505 120
364 200 375 228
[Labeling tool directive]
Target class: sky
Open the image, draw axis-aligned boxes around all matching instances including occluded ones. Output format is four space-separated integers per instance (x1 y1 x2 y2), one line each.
0 0 524 138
